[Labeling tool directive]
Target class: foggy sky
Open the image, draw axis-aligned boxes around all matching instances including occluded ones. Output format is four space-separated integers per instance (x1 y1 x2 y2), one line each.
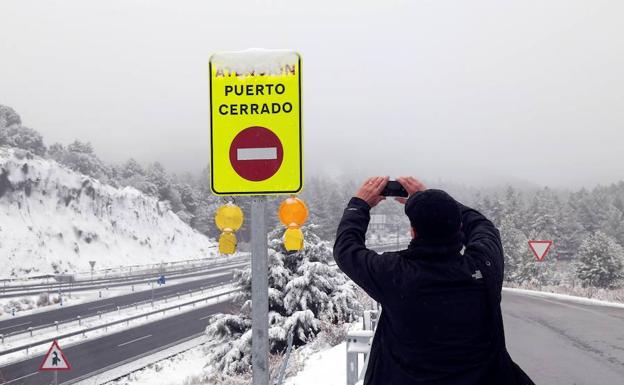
1 0 623 188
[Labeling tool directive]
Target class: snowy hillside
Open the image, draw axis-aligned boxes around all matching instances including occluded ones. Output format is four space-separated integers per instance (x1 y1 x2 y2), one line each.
0 147 217 276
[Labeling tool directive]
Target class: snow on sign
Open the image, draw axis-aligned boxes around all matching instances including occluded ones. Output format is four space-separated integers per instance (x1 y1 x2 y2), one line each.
39 340 71 371
528 240 553 262
210 49 303 195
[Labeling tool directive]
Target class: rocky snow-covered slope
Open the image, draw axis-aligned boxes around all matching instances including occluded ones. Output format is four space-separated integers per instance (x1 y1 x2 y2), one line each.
0 147 217 276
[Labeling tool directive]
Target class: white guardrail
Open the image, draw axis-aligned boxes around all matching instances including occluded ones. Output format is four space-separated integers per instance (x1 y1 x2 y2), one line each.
0 255 247 297
346 308 380 385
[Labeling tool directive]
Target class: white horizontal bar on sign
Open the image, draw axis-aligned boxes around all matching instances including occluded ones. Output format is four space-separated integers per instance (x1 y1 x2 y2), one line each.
237 147 277 161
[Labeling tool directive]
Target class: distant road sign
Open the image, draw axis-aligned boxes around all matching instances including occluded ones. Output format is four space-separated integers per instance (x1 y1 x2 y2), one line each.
39 340 71 371
528 240 553 262
209 49 303 195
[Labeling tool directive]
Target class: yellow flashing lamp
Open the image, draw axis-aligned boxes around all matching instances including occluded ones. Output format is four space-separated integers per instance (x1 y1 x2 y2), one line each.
278 196 308 228
278 196 308 251
215 203 244 255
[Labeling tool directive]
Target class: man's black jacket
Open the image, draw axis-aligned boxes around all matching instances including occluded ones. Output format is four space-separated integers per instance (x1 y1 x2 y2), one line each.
334 197 535 385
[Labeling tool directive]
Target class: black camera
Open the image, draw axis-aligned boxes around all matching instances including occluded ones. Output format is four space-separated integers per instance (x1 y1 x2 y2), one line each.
380 181 408 197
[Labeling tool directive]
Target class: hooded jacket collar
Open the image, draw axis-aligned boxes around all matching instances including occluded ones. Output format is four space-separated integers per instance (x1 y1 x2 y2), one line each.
404 232 464 259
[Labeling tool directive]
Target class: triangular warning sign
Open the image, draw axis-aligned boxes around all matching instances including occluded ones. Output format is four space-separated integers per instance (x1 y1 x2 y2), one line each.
528 240 553 262
39 340 71 371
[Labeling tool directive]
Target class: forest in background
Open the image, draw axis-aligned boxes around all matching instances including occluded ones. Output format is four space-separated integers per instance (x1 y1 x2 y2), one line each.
2 104 623 290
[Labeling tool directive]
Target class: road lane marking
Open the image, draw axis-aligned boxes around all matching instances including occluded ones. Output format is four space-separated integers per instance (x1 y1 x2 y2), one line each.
4 372 38 384
0 321 31 331
88 303 115 310
237 147 277 160
199 314 213 320
117 334 152 347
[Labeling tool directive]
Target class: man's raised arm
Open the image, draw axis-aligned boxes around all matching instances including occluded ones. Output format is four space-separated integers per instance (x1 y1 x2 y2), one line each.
333 176 390 303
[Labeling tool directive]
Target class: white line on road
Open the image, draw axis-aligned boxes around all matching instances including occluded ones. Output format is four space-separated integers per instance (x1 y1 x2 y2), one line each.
117 334 152 347
4 371 37 384
199 314 212 320
88 303 115 310
237 147 277 160
0 321 31 331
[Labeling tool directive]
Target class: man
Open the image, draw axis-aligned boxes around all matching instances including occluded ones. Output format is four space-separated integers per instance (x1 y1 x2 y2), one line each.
334 176 535 385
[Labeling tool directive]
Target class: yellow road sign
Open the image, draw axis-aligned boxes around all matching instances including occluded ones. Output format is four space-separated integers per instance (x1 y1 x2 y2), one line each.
209 49 303 195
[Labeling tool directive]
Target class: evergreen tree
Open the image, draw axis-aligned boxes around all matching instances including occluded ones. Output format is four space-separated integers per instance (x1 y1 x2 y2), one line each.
500 186 524 230
555 200 585 260
204 225 361 377
499 218 528 283
50 140 112 182
1 126 46 155
576 231 624 289
0 105 22 129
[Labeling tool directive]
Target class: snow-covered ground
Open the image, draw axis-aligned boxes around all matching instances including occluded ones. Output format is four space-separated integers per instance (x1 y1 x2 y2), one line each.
104 341 211 385
0 147 217 277
103 338 351 385
502 287 624 308
284 340 348 385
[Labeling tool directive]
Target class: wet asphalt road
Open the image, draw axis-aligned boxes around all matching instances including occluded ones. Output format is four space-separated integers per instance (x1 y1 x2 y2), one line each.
503 290 624 385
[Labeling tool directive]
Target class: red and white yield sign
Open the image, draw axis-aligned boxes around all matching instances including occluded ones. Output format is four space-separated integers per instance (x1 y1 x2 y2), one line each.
528 240 553 262
229 126 284 182
39 339 71 371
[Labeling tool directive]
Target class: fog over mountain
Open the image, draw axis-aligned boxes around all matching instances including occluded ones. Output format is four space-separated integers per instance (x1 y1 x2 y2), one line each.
1 0 623 188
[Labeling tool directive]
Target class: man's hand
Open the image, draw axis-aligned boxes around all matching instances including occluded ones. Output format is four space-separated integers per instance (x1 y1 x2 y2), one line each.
395 176 427 204
355 176 389 208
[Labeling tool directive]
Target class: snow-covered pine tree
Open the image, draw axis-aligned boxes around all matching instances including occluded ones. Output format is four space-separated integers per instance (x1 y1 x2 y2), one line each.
498 218 528 284
575 231 624 289
204 224 361 377
555 199 585 260
500 186 525 230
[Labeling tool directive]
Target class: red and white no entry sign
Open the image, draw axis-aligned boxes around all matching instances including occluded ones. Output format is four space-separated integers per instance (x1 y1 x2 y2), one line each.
229 126 284 182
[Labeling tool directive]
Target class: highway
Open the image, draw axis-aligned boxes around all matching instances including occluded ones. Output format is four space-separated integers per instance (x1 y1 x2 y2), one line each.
503 290 624 384
0 260 246 336
0 300 236 385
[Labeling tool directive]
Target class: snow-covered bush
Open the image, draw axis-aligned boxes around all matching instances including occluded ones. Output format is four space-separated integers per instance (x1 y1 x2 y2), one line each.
37 293 52 307
2 298 35 313
576 231 624 289
204 224 361 377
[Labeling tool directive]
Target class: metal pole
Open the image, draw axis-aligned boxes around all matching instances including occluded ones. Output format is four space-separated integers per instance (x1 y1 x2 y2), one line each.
54 370 58 385
251 196 269 385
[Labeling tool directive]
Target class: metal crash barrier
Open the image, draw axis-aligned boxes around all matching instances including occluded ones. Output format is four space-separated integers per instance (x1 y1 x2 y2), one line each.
346 309 379 385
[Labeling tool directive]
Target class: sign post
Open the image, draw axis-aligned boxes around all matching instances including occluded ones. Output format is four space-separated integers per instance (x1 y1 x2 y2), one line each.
89 260 96 282
251 196 269 385
210 49 303 385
